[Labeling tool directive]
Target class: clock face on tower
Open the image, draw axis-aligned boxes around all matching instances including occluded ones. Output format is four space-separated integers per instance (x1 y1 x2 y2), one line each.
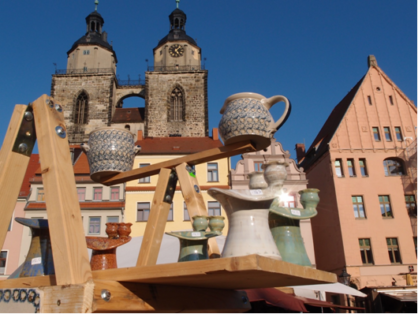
169 44 184 57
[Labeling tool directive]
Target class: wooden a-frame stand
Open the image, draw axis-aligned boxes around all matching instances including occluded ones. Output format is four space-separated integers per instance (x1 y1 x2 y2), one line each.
0 95 336 313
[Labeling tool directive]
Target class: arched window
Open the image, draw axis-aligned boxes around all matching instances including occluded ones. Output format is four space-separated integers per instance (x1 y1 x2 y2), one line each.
383 158 404 176
74 92 88 124
170 87 184 121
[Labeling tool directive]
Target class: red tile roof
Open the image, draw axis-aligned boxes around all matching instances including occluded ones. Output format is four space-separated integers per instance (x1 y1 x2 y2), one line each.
135 136 224 154
299 74 365 171
26 201 124 210
111 108 144 123
19 154 40 198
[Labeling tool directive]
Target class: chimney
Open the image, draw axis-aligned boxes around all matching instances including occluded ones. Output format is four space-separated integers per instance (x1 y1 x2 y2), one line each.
295 143 305 163
212 128 219 141
368 55 378 68
137 130 143 141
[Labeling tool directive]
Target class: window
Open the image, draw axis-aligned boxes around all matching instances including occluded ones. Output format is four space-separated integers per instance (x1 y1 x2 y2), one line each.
359 239 374 265
184 202 190 221
170 87 184 121
83 50 90 55
37 188 45 202
394 127 403 141
414 237 417 257
389 95 394 105
110 187 120 200
93 187 102 201
383 159 404 176
367 96 372 105
387 238 402 264
352 196 366 218
207 163 219 182
359 159 368 176
372 127 381 141
254 161 264 172
168 204 173 221
77 188 86 201
74 92 88 124
208 201 221 216
335 159 344 177
0 251 7 275
384 127 392 141
379 195 393 218
405 195 416 217
138 164 151 183
347 159 356 177
88 217 101 235
107 216 119 223
137 202 150 221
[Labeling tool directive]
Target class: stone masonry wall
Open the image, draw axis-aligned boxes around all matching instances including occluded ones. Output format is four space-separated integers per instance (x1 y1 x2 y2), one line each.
145 71 208 137
50 73 115 144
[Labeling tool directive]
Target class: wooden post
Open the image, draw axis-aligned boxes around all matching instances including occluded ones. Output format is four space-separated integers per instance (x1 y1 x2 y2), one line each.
175 162 221 258
0 105 32 250
32 94 92 285
136 168 177 267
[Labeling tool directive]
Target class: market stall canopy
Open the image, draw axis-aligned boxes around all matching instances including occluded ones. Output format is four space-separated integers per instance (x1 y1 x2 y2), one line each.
244 288 308 312
288 283 367 297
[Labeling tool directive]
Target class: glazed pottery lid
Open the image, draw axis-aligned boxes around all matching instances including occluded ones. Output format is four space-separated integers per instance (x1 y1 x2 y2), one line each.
208 188 276 202
269 198 318 220
15 217 49 229
165 231 219 240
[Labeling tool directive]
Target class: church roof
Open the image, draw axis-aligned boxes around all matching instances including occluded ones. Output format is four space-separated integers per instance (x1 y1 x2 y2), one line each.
68 31 115 56
111 108 145 124
156 31 198 49
135 137 223 155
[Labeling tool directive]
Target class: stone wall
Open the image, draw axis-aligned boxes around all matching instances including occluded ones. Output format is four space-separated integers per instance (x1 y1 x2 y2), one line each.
50 73 115 144
145 70 208 137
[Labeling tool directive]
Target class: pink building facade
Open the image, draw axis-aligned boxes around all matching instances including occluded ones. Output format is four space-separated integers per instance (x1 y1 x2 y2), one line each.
297 56 417 311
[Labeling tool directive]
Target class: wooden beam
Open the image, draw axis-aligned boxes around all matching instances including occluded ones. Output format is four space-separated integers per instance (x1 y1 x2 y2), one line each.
39 280 94 313
136 168 175 267
99 141 256 185
92 280 251 313
0 105 32 250
0 274 56 289
176 163 220 258
32 94 92 285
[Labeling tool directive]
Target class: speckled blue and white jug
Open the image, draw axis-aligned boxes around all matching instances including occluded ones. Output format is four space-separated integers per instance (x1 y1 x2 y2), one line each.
81 127 141 182
219 93 291 150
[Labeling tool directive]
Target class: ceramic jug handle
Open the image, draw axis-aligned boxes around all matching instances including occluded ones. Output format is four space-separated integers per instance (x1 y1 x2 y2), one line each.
262 95 292 134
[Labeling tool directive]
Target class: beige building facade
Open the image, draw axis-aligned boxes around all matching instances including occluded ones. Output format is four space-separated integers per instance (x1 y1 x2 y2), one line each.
297 56 417 311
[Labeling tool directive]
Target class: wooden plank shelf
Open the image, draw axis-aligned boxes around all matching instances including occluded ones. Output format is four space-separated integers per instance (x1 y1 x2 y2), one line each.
0 255 336 290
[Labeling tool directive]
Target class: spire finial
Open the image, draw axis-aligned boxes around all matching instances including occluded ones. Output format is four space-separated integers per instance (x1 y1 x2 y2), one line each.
95 0 99 11
176 0 180 9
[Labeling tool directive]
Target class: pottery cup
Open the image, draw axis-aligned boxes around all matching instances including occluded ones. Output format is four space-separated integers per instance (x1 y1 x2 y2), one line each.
192 215 209 232
218 92 291 150
247 171 268 189
81 127 141 182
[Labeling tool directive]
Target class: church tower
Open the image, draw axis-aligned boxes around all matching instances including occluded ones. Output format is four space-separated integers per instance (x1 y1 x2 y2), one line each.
51 1 118 144
145 2 209 137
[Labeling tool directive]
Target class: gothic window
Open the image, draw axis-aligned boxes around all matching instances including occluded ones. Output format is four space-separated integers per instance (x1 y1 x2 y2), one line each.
74 92 88 124
170 87 184 121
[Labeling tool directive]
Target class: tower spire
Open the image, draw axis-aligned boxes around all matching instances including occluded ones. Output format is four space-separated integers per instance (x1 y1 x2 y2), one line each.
176 0 180 9
95 0 99 11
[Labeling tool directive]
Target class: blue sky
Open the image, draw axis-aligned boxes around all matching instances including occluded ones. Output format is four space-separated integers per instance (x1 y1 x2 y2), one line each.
0 0 416 168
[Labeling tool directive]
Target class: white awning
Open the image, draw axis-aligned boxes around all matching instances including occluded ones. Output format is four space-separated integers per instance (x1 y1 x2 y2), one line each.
288 283 367 298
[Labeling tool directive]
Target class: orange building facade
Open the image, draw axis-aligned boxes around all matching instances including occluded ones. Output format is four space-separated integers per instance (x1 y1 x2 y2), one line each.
297 56 417 311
